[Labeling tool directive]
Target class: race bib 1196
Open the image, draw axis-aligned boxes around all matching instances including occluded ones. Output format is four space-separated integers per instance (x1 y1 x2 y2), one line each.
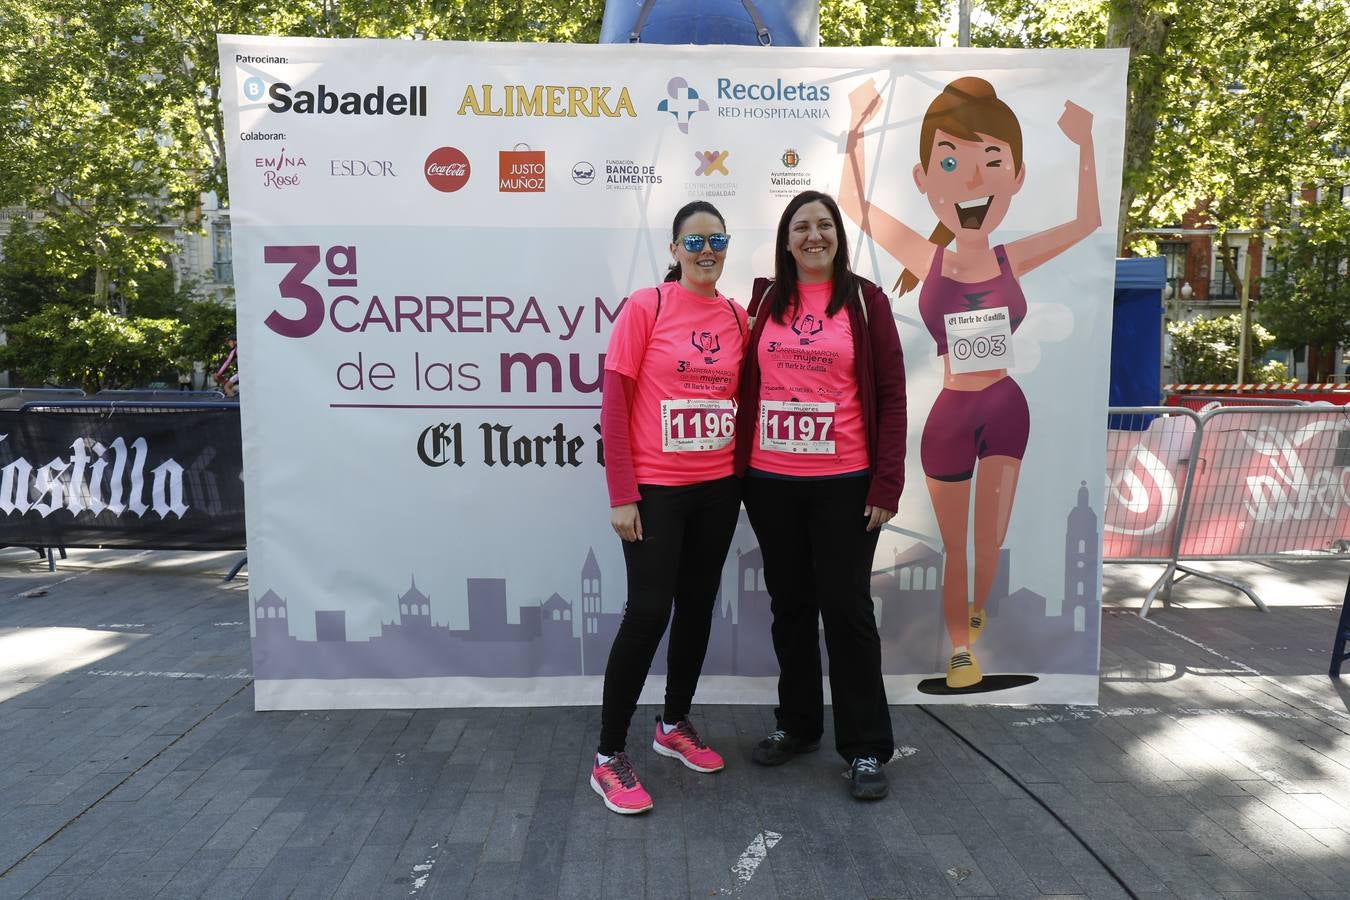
661 398 736 452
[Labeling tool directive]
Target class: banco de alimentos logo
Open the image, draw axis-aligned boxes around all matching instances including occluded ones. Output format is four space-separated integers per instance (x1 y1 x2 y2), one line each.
657 77 709 134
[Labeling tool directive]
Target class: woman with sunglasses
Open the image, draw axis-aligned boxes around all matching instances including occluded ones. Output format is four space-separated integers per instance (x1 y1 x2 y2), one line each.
590 201 746 815
735 190 906 800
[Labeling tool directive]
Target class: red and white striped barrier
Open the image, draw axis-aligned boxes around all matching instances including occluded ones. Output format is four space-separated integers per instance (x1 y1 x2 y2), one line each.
1165 383 1350 392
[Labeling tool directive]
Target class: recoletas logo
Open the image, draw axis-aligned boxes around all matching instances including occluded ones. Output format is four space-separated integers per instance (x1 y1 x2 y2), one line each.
657 77 708 134
424 147 471 192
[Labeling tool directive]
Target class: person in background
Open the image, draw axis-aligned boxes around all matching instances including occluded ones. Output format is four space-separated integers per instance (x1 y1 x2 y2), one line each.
214 336 239 397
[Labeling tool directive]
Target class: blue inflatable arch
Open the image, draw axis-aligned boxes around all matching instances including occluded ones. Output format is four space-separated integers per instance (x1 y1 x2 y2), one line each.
600 0 820 46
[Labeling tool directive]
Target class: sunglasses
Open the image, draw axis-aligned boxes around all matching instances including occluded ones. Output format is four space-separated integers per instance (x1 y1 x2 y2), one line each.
680 233 731 253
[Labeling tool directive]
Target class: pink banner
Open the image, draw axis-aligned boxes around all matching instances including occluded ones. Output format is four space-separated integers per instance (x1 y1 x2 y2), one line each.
1104 415 1194 560
1106 409 1350 560
1182 410 1350 557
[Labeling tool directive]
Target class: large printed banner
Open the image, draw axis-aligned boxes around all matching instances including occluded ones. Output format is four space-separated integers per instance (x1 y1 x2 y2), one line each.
220 36 1127 709
0 409 245 549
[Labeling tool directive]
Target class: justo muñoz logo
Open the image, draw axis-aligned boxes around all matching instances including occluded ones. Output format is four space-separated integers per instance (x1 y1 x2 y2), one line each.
424 147 471 192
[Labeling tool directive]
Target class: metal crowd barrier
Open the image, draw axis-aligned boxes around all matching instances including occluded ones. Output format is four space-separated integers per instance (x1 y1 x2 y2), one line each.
1168 394 1307 412
3 399 246 576
1106 404 1350 616
94 389 228 402
0 387 87 409
19 399 237 415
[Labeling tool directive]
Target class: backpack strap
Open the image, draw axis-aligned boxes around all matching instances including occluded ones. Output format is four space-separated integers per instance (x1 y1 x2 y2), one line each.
723 296 744 335
855 278 870 328
747 279 774 330
655 281 743 335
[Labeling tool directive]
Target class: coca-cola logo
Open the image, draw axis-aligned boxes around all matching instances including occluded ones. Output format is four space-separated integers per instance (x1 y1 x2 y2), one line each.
424 147 471 192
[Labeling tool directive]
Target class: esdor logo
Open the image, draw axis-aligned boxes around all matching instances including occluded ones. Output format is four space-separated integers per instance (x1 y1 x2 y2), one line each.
424 147 471 192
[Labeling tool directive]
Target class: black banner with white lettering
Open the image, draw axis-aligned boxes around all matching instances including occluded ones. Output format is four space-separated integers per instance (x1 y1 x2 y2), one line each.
0 409 244 549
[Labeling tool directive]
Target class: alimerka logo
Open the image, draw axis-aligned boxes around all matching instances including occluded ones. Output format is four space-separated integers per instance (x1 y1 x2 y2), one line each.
458 84 635 118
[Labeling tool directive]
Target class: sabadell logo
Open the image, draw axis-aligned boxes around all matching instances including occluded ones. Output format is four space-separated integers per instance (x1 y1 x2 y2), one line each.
424 147 471 192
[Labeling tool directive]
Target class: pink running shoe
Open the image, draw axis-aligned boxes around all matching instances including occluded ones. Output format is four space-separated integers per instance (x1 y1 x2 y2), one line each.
590 753 653 815
652 717 725 773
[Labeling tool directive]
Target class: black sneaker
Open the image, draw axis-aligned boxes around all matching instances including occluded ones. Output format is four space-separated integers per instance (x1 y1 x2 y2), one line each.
751 729 820 766
848 756 888 800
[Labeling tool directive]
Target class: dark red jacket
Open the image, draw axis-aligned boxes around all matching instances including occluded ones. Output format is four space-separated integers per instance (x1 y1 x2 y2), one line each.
734 276 907 511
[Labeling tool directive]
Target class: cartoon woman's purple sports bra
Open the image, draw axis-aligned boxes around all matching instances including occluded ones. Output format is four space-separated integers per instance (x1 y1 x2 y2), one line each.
918 244 1027 356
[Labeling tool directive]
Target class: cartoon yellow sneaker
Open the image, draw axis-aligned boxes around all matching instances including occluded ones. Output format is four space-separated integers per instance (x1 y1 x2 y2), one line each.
947 648 983 689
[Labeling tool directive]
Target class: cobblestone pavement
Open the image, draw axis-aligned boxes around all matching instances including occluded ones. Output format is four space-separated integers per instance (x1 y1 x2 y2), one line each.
2 549 1350 898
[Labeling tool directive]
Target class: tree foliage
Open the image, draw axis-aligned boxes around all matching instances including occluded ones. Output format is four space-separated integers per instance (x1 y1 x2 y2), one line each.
0 0 610 300
0 220 91 323
2 0 1345 381
1167 313 1287 383
820 0 948 47
1257 193 1350 372
973 0 1350 250
0 306 185 392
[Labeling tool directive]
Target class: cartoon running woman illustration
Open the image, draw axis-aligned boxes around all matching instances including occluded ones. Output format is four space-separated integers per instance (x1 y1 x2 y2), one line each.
839 76 1100 688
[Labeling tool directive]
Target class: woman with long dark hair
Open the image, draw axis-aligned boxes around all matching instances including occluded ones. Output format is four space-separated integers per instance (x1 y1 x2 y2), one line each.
735 190 906 800
590 200 746 814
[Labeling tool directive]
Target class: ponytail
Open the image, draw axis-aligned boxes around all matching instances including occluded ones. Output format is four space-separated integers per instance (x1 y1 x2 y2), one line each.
895 224 954 295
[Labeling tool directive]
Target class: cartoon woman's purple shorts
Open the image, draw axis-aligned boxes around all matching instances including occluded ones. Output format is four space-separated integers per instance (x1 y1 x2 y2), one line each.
920 377 1030 482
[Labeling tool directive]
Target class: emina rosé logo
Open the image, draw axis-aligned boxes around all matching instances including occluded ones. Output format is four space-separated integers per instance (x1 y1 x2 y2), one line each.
424 147 470 192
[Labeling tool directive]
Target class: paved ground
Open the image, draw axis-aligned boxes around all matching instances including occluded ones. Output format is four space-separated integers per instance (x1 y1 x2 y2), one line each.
2 549 1350 899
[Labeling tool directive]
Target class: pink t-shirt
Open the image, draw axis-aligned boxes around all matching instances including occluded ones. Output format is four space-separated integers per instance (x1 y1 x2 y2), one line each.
604 282 747 486
750 280 868 476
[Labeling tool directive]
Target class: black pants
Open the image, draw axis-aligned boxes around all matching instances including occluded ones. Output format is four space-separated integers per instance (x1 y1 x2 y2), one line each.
743 474 895 763
597 476 740 755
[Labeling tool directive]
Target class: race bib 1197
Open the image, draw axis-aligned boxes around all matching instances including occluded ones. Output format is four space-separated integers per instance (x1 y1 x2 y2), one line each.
758 400 836 454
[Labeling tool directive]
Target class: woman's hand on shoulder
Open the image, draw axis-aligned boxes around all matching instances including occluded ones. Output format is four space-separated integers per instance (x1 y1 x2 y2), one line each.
612 503 643 542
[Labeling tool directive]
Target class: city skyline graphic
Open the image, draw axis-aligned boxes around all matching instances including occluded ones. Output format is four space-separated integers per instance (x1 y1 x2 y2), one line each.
251 483 1100 680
